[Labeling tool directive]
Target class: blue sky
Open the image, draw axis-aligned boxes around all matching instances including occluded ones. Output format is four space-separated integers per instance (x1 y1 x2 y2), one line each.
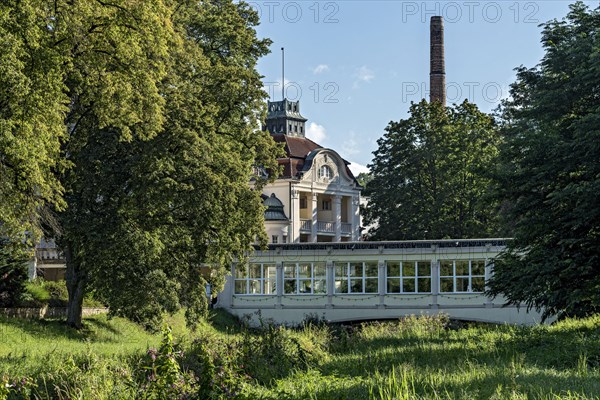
253 1 598 174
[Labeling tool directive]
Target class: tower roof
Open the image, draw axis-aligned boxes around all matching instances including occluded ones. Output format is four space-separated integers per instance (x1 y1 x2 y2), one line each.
263 193 288 221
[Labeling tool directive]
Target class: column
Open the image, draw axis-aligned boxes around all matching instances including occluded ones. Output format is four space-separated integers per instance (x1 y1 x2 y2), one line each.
431 258 439 311
351 195 361 240
311 192 318 242
377 260 386 309
276 261 284 308
484 259 493 308
290 186 300 243
333 195 342 242
326 260 334 308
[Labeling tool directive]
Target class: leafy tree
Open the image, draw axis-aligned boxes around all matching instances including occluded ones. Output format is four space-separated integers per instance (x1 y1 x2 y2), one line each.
487 2 600 320
0 0 280 328
356 172 372 188
364 100 500 240
54 0 280 328
0 1 68 243
0 239 29 307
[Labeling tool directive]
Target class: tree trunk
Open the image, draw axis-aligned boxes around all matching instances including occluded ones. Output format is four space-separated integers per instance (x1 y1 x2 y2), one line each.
65 245 86 328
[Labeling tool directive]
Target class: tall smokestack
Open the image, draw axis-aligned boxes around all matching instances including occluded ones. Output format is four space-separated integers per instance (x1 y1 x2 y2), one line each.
430 16 446 106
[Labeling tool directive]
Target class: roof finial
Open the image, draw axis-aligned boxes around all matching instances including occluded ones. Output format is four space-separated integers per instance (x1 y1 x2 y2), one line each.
281 47 285 101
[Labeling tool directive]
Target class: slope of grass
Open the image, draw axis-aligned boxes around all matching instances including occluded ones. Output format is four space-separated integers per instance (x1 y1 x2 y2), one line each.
1 311 599 399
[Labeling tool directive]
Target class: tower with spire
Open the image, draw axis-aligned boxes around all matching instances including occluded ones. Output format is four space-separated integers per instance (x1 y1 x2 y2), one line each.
263 99 307 137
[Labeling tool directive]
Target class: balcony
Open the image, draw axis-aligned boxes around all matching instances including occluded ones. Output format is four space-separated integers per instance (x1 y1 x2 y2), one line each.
341 223 352 235
317 221 335 234
300 219 311 233
299 219 352 236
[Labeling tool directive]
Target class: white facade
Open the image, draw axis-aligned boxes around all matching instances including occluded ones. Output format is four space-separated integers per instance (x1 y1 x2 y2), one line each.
218 239 548 326
262 148 362 244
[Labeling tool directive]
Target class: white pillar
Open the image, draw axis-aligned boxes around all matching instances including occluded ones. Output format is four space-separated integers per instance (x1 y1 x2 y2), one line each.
378 260 386 308
351 195 361 240
311 192 318 242
290 186 300 243
326 260 334 308
333 195 342 242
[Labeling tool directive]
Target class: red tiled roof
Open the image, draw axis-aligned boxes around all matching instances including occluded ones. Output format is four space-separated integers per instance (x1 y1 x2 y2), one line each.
271 134 357 183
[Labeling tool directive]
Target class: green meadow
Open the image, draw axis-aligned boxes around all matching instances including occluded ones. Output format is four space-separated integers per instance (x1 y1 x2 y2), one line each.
1 311 599 399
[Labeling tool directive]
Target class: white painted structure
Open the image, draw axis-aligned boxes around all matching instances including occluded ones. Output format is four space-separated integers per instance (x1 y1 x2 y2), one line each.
261 98 362 244
217 239 546 326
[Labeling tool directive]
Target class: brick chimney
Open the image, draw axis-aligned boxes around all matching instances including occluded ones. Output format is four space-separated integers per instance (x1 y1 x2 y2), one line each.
430 16 446 106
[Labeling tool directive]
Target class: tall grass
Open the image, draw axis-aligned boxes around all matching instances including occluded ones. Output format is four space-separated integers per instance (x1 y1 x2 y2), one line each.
1 312 599 399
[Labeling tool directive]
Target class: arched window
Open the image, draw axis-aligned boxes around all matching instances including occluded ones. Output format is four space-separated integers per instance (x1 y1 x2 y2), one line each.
319 165 332 179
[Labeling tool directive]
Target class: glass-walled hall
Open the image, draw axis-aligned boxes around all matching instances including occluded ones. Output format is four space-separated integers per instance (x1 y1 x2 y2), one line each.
233 259 491 296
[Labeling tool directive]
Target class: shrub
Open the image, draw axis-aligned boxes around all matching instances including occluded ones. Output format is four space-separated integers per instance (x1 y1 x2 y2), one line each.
131 325 197 399
0 241 29 307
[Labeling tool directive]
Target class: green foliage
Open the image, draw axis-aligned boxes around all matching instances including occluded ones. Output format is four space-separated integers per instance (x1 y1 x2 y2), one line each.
0 0 68 243
131 326 196 399
2 312 600 399
488 2 600 320
0 240 29 307
364 100 500 240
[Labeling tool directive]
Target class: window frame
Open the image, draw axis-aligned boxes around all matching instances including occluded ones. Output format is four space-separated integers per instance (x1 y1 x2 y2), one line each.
234 263 277 295
283 262 327 295
334 261 379 294
319 165 332 179
385 260 432 294
439 259 486 293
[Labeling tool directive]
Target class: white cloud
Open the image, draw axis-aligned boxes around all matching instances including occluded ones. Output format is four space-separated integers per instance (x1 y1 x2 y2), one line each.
312 64 329 74
341 131 359 157
305 122 327 143
352 66 375 88
348 162 369 176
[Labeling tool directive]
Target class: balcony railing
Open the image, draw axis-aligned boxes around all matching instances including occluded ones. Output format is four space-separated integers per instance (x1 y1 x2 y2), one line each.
341 223 352 234
300 219 311 232
317 221 335 233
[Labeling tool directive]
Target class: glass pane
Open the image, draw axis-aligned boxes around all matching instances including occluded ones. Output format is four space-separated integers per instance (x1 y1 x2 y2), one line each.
417 278 431 293
298 264 311 278
387 262 400 277
284 264 296 278
455 261 469 276
235 265 247 278
440 278 454 293
249 280 261 294
265 280 276 294
471 277 485 292
234 280 247 294
350 279 363 293
284 279 296 294
249 264 262 279
402 278 416 293
314 263 326 278
349 263 363 277
314 279 327 294
456 277 469 292
365 262 378 277
299 279 312 294
335 264 347 278
365 278 378 293
440 261 453 276
402 262 416 277
335 279 347 293
471 260 485 276
418 262 431 277
387 279 400 293
265 265 277 279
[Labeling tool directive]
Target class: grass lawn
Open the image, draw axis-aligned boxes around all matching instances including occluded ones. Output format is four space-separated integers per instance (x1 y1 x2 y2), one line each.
1 311 599 399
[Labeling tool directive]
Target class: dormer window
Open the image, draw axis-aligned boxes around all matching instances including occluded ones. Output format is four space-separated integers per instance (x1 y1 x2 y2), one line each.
319 165 332 179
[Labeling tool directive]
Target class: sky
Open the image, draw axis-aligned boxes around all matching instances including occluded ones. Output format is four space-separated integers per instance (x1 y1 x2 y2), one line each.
253 1 598 175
